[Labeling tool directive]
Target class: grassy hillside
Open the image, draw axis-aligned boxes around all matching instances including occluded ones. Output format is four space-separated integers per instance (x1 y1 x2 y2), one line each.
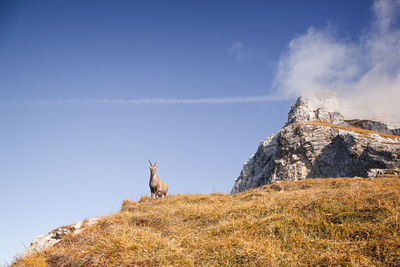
15 177 400 266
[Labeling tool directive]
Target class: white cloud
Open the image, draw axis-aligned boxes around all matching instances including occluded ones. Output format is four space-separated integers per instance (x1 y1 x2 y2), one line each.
226 41 267 62
273 0 400 124
226 41 245 61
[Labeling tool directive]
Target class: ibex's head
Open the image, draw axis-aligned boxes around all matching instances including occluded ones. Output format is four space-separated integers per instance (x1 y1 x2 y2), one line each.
148 160 158 176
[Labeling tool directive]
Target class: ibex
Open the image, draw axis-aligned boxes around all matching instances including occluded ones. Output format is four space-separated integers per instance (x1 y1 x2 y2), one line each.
148 160 168 197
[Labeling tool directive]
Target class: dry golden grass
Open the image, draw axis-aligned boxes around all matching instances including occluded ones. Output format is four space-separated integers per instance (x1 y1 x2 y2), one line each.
298 121 400 141
14 255 48 267
14 178 400 266
377 168 400 179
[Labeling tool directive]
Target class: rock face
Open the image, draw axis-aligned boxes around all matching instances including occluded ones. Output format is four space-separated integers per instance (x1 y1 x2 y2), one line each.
231 97 400 193
345 119 400 136
22 217 100 257
285 97 346 126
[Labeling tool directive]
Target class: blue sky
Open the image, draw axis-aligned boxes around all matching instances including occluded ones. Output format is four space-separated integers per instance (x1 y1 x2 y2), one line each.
0 0 375 264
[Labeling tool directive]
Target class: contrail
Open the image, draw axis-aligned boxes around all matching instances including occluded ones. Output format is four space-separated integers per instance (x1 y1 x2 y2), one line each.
0 95 283 106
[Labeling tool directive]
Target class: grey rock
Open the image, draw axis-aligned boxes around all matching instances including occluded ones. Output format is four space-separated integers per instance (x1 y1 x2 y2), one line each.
22 217 100 257
285 97 345 127
391 128 400 136
315 108 345 125
232 97 400 193
285 97 316 125
345 119 392 135
231 133 279 193
367 168 386 178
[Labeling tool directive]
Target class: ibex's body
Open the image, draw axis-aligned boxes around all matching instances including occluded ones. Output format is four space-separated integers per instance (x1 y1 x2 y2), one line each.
148 161 168 197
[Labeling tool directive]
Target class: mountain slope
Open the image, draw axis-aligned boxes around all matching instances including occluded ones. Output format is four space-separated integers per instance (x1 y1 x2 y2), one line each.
14 177 400 266
232 97 400 193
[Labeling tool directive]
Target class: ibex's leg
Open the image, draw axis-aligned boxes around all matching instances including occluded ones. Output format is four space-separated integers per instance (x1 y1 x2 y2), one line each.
151 187 157 198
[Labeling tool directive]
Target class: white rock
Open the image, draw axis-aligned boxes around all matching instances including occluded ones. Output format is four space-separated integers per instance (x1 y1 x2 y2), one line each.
22 217 100 257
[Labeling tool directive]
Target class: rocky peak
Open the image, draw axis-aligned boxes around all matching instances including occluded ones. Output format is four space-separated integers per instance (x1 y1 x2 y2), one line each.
231 96 400 193
285 96 400 135
285 96 345 126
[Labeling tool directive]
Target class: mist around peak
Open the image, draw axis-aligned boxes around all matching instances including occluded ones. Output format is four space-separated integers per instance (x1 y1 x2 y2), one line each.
273 0 400 127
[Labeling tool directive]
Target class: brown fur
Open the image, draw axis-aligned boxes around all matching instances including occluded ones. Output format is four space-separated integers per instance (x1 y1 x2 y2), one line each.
148 160 168 197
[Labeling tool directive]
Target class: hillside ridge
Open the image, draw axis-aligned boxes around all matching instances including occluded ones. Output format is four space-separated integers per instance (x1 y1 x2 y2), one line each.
14 177 400 266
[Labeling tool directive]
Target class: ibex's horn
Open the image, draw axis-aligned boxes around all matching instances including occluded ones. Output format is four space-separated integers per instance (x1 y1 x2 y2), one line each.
148 160 152 166
154 161 157 166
